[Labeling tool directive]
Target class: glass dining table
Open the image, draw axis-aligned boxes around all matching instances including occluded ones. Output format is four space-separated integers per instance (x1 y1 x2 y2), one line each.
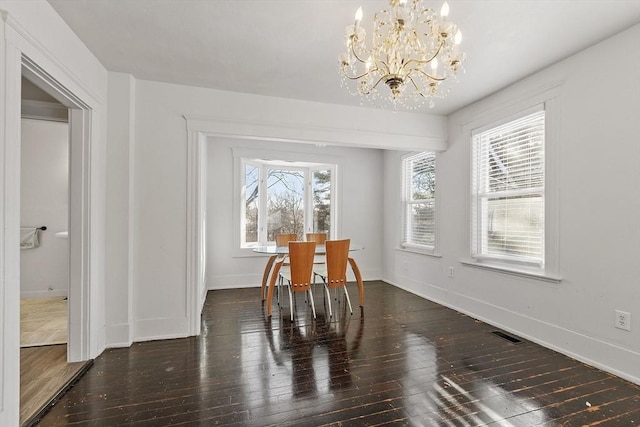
253 243 365 317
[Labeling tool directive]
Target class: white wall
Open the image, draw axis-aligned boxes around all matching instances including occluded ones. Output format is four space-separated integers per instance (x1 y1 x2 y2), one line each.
383 24 640 384
20 118 69 298
206 138 383 289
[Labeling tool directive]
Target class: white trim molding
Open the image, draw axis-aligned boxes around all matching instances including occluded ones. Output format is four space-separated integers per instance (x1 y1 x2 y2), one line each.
184 114 448 152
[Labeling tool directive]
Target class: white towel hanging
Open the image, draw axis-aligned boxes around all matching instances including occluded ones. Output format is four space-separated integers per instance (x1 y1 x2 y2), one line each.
20 228 40 249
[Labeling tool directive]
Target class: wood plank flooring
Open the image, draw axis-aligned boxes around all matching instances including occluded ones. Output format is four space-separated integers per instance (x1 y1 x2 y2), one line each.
21 297 68 347
37 281 640 426
20 345 90 426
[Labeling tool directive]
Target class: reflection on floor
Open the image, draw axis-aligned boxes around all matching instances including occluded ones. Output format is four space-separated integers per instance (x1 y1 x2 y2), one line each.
21 297 67 347
39 282 640 425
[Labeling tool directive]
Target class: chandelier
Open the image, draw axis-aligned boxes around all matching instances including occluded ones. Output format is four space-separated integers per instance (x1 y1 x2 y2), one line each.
339 0 465 109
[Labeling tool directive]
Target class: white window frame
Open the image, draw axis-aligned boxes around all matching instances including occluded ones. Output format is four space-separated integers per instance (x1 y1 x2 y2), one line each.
234 148 338 252
464 84 561 282
471 106 545 266
401 151 438 255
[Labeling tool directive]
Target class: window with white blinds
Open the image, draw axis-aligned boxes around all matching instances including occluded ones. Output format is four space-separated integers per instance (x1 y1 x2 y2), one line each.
471 109 545 265
403 152 436 251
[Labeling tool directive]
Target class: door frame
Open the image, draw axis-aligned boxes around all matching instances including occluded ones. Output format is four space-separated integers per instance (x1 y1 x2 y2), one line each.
21 57 92 363
1 12 102 424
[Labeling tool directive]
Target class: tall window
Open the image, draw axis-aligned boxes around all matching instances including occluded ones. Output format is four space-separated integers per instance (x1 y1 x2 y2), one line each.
402 152 436 251
471 108 545 265
241 159 335 247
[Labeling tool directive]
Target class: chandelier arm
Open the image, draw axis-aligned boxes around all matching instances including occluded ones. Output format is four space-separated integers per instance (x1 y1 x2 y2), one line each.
341 67 381 81
407 75 429 98
359 74 388 95
349 35 371 65
414 68 447 81
402 41 444 69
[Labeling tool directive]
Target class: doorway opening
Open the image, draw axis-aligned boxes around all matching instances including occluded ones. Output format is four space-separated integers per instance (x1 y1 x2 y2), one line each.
18 59 94 425
20 76 70 348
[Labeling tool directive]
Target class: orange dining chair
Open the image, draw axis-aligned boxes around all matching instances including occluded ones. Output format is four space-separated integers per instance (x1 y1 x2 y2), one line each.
305 232 327 245
279 241 317 321
314 239 352 318
274 233 297 303
276 233 298 247
261 233 297 302
306 232 328 272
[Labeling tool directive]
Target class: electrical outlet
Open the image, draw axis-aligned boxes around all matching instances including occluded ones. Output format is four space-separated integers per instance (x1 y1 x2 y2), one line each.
448 267 454 278
615 310 631 331
402 261 409 271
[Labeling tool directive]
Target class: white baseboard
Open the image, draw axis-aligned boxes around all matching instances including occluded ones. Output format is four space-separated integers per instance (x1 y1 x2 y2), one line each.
384 277 640 385
133 316 189 342
105 323 132 348
208 273 261 290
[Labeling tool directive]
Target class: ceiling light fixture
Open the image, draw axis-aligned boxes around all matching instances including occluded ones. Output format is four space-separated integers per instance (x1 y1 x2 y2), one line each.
339 0 465 109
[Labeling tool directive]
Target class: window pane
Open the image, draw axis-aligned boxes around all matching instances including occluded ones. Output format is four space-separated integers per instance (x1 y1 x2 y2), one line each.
485 119 544 193
244 163 259 244
266 169 305 241
484 195 544 259
312 169 331 234
408 200 435 246
412 155 435 201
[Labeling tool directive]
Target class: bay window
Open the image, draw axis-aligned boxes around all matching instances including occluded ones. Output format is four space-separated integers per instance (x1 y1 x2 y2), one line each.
241 158 335 247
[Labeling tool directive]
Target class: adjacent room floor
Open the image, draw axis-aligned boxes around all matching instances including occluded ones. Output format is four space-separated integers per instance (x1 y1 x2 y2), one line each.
21 296 67 348
20 297 89 427
37 281 639 426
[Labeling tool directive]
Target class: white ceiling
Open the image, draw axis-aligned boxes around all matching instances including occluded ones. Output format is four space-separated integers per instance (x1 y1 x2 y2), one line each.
47 0 640 115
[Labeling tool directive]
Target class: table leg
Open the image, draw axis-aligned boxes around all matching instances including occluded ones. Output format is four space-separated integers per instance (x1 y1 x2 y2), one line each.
261 255 277 301
266 260 283 317
348 257 364 307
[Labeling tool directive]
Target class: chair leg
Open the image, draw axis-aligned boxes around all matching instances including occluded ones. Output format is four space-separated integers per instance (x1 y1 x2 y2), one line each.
288 283 294 321
308 289 316 319
277 275 282 305
343 285 353 315
324 283 333 318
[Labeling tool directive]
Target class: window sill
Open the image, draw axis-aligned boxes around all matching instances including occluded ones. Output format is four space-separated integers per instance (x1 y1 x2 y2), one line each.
397 247 442 258
460 259 561 283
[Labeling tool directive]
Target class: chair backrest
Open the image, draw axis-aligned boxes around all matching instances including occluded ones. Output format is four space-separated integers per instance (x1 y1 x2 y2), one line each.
287 241 316 292
306 232 327 245
325 239 350 288
275 233 297 247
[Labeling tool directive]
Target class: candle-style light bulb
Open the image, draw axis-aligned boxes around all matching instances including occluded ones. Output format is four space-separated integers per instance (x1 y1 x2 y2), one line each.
454 29 462 44
366 56 373 71
440 1 449 18
431 58 439 75
355 7 363 25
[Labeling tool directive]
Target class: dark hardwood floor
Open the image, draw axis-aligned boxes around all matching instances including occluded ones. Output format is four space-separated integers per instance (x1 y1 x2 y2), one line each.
38 281 639 426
